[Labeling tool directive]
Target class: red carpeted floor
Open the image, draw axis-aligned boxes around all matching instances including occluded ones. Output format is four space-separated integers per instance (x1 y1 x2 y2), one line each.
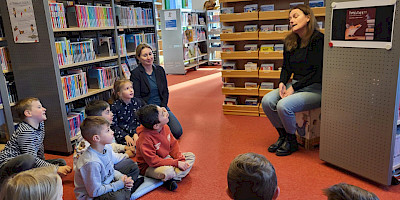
47 66 400 199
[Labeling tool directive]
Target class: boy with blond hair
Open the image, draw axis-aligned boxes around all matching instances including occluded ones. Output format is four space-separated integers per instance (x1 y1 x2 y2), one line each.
74 116 143 200
227 153 280 200
0 97 72 186
135 104 195 191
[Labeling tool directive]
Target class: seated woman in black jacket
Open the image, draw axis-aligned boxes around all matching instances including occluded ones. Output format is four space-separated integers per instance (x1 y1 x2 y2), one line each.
130 43 183 139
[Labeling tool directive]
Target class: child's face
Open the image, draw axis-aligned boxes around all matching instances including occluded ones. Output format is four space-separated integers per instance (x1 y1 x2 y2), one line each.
28 100 47 122
157 106 169 126
101 106 113 124
98 124 114 145
117 82 134 102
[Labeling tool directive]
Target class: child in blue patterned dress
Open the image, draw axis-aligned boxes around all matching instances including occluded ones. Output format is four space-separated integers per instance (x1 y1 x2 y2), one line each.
110 79 145 148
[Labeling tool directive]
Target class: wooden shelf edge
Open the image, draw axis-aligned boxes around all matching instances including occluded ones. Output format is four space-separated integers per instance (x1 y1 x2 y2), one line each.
0 37 6 41
64 86 113 104
0 102 16 109
59 56 118 69
3 69 13 73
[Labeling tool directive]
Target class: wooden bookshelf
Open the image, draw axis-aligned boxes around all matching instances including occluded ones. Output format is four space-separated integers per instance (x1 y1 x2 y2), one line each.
220 12 258 22
220 0 253 3
221 32 259 41
259 89 274 97
222 87 259 96
259 70 281 78
259 51 283 60
59 55 119 69
223 104 260 116
117 25 155 29
259 7 326 21
0 37 5 41
222 70 258 78
2 69 12 73
0 102 16 110
259 31 290 40
221 51 258 59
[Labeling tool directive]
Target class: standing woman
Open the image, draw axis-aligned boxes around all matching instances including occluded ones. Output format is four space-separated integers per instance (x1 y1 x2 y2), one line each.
262 5 324 156
130 43 183 139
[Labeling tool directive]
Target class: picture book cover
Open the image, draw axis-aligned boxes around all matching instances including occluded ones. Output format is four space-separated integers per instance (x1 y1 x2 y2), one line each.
345 8 376 40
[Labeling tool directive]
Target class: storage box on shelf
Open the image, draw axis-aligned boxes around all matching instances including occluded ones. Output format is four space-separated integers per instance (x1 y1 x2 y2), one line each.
220 1 326 116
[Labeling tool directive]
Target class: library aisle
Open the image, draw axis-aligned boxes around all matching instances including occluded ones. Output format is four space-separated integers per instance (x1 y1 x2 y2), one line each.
45 67 400 200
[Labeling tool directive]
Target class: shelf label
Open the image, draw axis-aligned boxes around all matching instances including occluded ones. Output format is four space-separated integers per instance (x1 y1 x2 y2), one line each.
165 11 177 30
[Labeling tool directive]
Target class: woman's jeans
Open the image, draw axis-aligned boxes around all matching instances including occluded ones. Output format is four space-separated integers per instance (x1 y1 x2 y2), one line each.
261 81 322 134
166 107 183 139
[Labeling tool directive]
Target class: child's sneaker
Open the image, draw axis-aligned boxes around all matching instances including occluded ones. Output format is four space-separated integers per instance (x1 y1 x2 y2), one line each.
164 179 178 191
131 177 145 193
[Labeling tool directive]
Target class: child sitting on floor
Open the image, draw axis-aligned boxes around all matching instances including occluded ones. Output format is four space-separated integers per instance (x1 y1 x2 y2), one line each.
0 166 63 200
74 116 144 200
135 104 195 191
227 153 280 200
73 100 140 181
0 97 72 186
110 79 145 148
323 183 379 200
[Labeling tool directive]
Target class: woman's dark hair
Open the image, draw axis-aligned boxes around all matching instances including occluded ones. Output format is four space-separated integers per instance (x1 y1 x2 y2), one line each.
284 4 318 51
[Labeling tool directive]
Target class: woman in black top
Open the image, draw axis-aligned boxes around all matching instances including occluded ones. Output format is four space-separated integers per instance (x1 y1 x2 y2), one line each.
130 43 183 139
262 5 324 156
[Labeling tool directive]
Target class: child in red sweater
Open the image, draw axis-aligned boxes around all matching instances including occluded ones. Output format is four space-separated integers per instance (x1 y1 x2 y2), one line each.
135 104 195 191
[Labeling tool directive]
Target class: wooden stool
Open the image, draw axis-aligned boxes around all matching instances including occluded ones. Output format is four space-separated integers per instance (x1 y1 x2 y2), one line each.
294 108 321 149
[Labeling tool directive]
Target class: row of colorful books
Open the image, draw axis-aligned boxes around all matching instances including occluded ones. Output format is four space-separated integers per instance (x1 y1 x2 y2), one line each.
49 3 67 29
182 12 200 27
183 28 206 43
87 65 120 89
55 38 96 66
66 5 114 28
0 47 11 71
61 70 89 101
67 108 85 138
5 80 17 105
126 33 156 51
115 6 154 26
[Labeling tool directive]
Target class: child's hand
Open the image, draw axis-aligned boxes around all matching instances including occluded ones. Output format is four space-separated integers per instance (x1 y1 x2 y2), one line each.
121 175 134 189
125 149 135 158
178 161 190 171
125 135 135 147
57 165 72 177
133 134 139 145
124 145 135 152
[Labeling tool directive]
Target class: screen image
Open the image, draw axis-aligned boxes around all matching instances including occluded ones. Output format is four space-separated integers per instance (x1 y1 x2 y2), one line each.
331 5 394 42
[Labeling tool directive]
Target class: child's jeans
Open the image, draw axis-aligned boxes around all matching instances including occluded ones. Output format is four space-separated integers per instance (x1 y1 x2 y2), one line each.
144 152 195 181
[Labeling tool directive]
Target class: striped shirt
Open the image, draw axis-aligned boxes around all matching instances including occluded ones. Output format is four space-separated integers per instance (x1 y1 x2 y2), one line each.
0 121 54 169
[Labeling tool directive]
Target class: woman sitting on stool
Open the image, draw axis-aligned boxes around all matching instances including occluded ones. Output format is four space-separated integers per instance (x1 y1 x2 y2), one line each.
262 4 324 156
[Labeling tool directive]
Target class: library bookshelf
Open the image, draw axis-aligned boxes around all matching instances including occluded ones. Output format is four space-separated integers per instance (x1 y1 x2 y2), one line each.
220 0 325 116
0 0 158 154
161 9 208 74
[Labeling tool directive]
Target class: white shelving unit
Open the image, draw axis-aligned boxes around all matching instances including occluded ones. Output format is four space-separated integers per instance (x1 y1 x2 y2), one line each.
161 9 208 74
206 10 221 64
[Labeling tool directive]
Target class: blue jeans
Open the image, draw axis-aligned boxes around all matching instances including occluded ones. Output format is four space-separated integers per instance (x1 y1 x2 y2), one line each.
166 107 183 139
261 81 322 134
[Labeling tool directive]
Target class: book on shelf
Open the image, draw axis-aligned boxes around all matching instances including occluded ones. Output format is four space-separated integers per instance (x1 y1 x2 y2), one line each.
260 4 274 11
61 70 88 101
126 33 156 52
121 63 131 79
6 80 18 104
55 37 73 66
115 6 154 26
71 40 96 63
98 36 114 57
87 65 119 89
0 47 12 71
66 5 114 28
49 2 67 29
244 4 258 13
67 109 85 138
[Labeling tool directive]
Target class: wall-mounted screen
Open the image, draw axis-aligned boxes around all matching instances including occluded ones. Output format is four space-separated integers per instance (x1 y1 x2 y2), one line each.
330 0 396 49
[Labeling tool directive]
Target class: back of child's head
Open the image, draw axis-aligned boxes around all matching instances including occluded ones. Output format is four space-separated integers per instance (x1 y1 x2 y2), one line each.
80 116 110 142
0 166 61 200
136 104 160 129
15 97 39 120
85 100 109 116
227 153 277 200
111 78 132 102
324 183 379 200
